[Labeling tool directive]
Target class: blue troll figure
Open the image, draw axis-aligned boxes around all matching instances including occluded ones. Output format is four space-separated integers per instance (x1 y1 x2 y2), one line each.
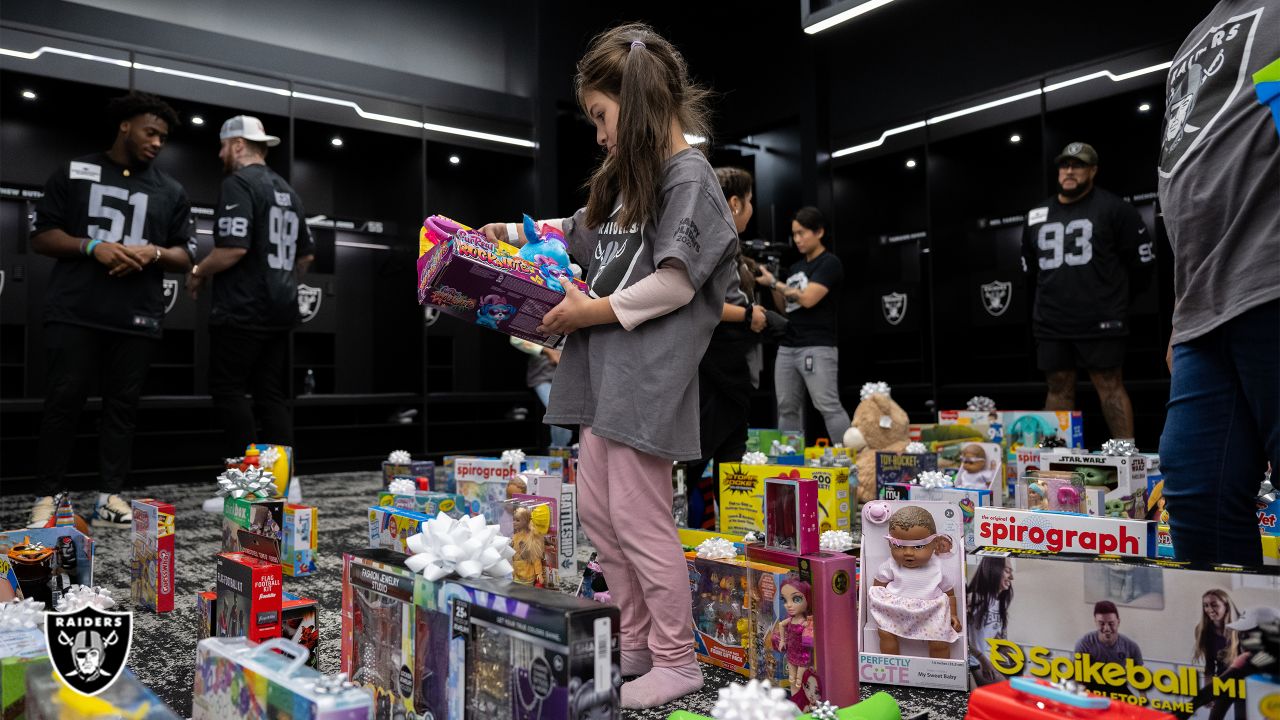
517 214 572 291
476 294 515 330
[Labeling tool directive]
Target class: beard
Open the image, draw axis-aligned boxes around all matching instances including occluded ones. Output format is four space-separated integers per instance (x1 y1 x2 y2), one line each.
1058 179 1091 198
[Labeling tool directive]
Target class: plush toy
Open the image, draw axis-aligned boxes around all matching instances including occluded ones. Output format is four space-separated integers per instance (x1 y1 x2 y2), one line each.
842 383 911 502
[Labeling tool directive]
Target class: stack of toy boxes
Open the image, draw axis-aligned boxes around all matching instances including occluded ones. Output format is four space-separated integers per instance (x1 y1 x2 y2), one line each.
382 457 436 491
131 498 175 612
197 589 319 669
719 463 852 537
940 409 1084 492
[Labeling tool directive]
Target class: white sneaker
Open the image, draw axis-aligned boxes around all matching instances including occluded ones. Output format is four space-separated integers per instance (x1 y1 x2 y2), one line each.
202 496 225 514
27 496 55 528
91 494 133 527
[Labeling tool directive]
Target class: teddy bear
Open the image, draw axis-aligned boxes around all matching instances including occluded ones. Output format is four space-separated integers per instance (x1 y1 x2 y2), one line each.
843 382 911 503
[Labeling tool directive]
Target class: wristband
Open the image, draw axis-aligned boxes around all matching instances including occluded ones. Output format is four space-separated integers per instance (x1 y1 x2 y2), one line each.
505 222 519 243
79 237 89 254
85 239 102 257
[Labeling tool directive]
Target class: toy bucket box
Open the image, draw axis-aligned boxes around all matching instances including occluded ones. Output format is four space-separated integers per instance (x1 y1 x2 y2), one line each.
193 637 370 719
416 225 588 348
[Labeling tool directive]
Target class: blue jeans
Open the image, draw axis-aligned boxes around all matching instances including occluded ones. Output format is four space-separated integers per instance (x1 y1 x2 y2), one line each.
1159 299 1278 566
534 382 573 448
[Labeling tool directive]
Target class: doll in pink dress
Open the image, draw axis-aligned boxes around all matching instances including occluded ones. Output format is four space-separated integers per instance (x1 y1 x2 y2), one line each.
869 505 962 658
769 576 815 690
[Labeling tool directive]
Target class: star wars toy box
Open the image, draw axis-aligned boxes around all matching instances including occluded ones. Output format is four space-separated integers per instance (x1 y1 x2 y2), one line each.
719 464 852 537
368 505 432 555
965 547 1280 715
858 500 969 691
222 496 284 566
342 548 428 718
1041 451 1148 519
193 637 371 720
282 503 318 577
215 552 283 643
973 506 1155 558
685 550 793 684
455 457 521 525
416 226 588 348
0 527 94 608
449 576 621 720
382 458 436 489
130 498 175 613
377 490 468 519
200 589 321 669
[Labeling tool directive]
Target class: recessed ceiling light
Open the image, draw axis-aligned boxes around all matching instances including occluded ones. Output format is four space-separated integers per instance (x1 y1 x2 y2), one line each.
190 115 205 126
448 155 460 165
330 136 344 148
1138 102 1152 112
1009 133 1022 144
21 89 36 100
905 158 917 168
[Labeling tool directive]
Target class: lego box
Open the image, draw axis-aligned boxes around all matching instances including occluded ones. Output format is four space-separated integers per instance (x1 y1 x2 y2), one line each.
131 498 175 612
719 464 851 536
965 547 1280 714
222 496 284 565
282 504 318 576
215 552 283 643
417 228 588 348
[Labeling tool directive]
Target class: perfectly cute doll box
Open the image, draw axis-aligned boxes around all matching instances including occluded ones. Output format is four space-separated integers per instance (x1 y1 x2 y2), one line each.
965 547 1280 715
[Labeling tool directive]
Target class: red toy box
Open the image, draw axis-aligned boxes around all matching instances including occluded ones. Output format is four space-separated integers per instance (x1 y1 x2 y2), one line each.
215 552 282 642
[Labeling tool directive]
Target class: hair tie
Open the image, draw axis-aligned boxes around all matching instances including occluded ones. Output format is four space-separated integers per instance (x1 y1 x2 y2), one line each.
630 40 646 51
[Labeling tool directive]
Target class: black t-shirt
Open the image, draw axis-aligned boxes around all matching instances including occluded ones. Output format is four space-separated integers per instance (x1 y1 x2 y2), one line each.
210 164 314 329
781 250 843 347
1020 187 1154 339
33 153 194 338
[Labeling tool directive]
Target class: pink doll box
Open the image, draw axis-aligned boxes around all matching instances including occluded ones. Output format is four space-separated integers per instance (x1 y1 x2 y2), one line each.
858 500 969 691
416 228 588 348
763 476 819 556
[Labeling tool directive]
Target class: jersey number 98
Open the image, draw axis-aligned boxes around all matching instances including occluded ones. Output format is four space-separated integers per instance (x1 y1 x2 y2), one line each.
1037 219 1093 270
267 206 299 271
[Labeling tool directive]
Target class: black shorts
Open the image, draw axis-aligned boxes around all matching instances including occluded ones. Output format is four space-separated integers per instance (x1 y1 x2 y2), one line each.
1036 337 1127 372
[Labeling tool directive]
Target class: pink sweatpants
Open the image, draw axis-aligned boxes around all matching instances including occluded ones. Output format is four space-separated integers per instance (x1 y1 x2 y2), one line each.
577 426 694 666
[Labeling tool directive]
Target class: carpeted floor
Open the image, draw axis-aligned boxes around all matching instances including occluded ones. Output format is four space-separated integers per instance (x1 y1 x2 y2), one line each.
0 474 970 719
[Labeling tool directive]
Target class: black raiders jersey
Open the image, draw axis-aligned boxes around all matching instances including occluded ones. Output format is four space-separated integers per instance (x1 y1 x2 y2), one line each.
210 164 314 329
1020 187 1154 339
33 153 195 338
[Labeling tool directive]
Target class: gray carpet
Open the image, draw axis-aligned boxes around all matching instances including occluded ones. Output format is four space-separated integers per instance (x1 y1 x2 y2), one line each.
0 474 970 719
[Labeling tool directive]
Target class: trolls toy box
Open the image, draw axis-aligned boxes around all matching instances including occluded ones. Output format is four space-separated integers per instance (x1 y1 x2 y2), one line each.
858 500 969 691
416 222 588 348
449 576 621 720
131 498 175 612
222 496 284 565
193 637 370 720
965 547 1280 715
719 464 852 537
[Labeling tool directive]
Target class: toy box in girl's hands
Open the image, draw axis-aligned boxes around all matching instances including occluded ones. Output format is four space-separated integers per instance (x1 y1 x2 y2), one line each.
417 224 588 348
131 498 175 612
964 547 1280 715
718 464 852 537
858 500 969 691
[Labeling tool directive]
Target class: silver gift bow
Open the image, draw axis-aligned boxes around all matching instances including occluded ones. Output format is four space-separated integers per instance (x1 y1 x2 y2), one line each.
808 701 839 720
216 466 277 500
916 470 954 489
966 395 996 412
1101 439 1138 457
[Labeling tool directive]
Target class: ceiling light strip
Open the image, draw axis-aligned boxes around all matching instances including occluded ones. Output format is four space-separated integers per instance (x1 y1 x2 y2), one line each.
1 43 536 149
804 0 899 35
834 61 1171 159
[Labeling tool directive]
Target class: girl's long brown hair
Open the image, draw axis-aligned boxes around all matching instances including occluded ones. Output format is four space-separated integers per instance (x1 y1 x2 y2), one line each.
575 23 712 230
1192 588 1239 667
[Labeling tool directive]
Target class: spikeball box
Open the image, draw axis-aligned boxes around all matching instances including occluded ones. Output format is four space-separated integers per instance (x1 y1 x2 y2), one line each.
718 464 852 537
131 498 175 613
215 552 283 643
966 547 1280 715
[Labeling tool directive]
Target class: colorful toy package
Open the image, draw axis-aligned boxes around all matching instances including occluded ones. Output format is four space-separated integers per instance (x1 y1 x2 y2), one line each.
193 637 370 719
215 552 282 643
247 444 294 498
719 464 852 536
0 527 94 608
1042 451 1148 519
450 576 621 719
746 429 806 455
686 551 793 686
27 666 182 719
510 494 559 588
377 490 468 519
455 457 521 525
523 472 578 581
131 498 175 612
382 459 436 490
416 220 588 348
368 505 432 555
965 547 1280 715
342 549 427 718
222 497 284 566
282 504 318 577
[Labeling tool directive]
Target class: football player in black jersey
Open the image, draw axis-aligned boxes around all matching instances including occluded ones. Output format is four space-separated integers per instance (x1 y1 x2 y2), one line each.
28 92 194 527
187 116 314 484
1021 142 1154 440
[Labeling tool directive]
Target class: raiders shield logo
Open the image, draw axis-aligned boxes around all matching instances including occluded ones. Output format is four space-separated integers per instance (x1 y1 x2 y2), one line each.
881 292 908 326
161 278 179 313
980 280 1012 317
297 284 322 323
1159 8 1261 178
423 306 441 327
45 606 133 696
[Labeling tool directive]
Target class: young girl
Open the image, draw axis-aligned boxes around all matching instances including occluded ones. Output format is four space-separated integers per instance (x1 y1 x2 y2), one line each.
480 23 736 708
966 555 1014 685
869 505 962 659
1193 589 1240 681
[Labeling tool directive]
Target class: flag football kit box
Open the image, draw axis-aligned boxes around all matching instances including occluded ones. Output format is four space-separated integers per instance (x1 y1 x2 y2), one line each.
193 637 371 719
858 500 969 691
222 496 284 565
199 589 320 669
131 498 175 612
965 547 1280 715
282 503 318 577
215 552 283 643
718 464 852 536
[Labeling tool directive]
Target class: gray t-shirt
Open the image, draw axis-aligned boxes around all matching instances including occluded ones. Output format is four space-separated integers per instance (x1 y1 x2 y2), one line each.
1157 1 1280 344
544 149 737 460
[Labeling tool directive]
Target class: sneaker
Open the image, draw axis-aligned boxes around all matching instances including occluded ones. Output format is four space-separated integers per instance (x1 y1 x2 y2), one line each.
202 496 225 514
27 496 55 528
91 494 133 527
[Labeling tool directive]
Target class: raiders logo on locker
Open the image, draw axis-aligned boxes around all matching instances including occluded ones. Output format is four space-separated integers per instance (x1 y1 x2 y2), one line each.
162 278 179 313
980 280 1012 317
423 306 440 327
881 292 907 326
45 605 133 696
297 284 322 323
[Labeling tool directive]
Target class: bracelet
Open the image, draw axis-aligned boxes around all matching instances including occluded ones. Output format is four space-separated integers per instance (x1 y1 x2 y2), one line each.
153 246 162 263
85 239 102 257
78 237 89 254
505 222 519 243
